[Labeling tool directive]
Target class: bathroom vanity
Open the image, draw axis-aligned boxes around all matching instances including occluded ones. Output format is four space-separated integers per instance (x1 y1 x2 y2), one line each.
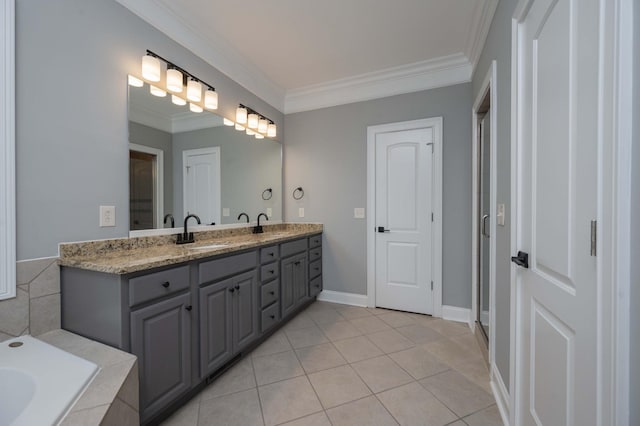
59 224 322 425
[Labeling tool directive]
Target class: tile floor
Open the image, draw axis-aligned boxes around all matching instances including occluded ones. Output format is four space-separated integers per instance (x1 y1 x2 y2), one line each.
161 301 503 426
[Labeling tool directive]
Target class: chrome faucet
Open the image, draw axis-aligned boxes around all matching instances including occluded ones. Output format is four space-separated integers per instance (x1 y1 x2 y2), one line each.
253 213 268 234
176 214 201 244
164 213 175 228
237 212 250 223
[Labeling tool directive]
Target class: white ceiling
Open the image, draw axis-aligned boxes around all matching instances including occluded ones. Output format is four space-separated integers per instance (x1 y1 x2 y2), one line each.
117 0 498 113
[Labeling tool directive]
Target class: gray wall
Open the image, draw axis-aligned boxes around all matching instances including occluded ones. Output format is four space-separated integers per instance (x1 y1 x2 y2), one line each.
471 0 519 391
284 84 472 307
128 122 174 218
16 0 283 260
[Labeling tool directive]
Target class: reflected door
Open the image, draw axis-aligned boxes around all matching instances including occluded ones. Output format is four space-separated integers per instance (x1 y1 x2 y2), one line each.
130 151 156 230
478 115 491 341
183 147 221 226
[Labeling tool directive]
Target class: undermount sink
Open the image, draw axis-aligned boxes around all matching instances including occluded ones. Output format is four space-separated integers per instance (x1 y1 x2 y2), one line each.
188 243 230 250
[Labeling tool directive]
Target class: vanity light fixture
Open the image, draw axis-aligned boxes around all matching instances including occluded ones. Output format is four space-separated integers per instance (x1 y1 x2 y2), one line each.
186 78 202 102
204 88 218 110
223 118 234 126
166 68 183 93
236 106 248 124
247 113 259 129
236 104 277 138
258 118 268 134
171 95 186 106
128 75 143 87
267 123 277 138
141 53 161 82
149 85 166 97
189 103 203 113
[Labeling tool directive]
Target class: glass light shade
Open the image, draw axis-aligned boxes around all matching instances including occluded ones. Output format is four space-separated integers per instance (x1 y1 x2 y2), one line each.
142 55 161 82
246 129 256 136
235 123 245 131
223 118 234 126
166 69 183 93
171 95 186 106
186 79 202 102
128 75 143 87
247 113 259 129
255 133 264 139
189 103 203 113
236 106 247 124
258 118 268 133
267 123 277 138
204 89 218 110
149 85 166 97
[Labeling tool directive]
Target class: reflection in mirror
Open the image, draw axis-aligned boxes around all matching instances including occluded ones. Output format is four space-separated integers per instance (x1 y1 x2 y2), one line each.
128 77 282 231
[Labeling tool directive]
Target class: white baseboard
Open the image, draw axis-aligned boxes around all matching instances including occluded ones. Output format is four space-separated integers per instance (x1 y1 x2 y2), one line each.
490 364 510 426
316 290 368 307
441 305 472 325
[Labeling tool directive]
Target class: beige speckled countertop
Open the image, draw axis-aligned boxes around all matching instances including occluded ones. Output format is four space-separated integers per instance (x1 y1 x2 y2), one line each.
58 223 323 275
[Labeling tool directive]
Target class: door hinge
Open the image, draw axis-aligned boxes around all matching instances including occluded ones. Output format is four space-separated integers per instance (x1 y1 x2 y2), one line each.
430 281 433 291
590 220 597 256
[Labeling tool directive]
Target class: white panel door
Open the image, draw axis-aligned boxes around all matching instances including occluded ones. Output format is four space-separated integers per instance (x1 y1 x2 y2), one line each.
514 0 599 424
183 147 221 226
375 128 433 314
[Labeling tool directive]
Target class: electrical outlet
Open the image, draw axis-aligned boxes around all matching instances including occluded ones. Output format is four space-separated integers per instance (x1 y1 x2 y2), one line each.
266 208 273 217
298 207 305 218
222 208 230 217
354 208 365 219
100 206 116 227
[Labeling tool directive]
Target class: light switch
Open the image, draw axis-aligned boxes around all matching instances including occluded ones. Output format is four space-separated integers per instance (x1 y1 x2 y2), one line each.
497 203 505 226
354 208 365 219
222 208 230 217
99 206 116 227
298 207 305 218
266 208 273 217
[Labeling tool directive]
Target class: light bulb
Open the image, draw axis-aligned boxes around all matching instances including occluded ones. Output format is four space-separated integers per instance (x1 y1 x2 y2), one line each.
247 113 259 129
171 95 186 106
149 85 166 97
267 123 277 138
223 118 234 126
141 54 161 82
128 75 143 87
204 89 218 110
246 129 256 136
189 103 203 113
186 79 202 102
255 133 264 139
166 68 183 93
236 106 247 124
258 118 268 134
235 123 245 131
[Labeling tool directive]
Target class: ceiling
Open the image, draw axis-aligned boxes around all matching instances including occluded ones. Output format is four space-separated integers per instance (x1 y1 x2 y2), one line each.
117 0 498 113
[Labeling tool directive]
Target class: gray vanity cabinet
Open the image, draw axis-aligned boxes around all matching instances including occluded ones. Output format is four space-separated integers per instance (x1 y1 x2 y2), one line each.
308 235 323 298
281 252 308 318
199 279 232 377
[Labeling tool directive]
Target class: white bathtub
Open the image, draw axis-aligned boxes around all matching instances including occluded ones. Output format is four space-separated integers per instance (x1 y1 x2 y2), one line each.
0 335 99 426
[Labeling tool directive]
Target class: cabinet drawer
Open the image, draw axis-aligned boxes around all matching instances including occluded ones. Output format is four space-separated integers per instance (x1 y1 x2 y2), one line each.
261 303 280 332
261 279 279 308
129 266 190 306
310 275 322 298
309 259 322 279
309 246 322 262
260 262 279 282
199 251 257 284
260 245 279 264
309 234 322 248
280 238 307 258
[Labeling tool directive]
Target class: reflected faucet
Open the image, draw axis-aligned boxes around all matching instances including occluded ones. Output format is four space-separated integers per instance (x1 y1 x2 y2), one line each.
237 212 250 223
253 213 269 234
164 213 175 228
177 214 201 244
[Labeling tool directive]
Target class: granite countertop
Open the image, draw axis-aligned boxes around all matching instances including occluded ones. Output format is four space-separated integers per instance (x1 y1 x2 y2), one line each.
58 223 323 275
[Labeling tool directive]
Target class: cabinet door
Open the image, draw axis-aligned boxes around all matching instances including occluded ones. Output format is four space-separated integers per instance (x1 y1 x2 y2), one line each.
293 254 308 306
200 278 233 378
281 255 296 317
131 293 192 422
232 270 258 352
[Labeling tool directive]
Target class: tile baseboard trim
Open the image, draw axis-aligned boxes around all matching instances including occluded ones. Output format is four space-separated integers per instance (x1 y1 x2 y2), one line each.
316 290 368 307
441 305 472 325
490 364 511 426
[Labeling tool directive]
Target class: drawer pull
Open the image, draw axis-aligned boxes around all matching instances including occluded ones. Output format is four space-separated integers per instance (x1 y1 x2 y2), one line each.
294 261 301 266
229 288 235 293
314 267 319 271
269 291 275 295
269 252 274 257
162 281 170 288
234 285 240 290
269 269 274 274
185 305 193 311
270 315 275 319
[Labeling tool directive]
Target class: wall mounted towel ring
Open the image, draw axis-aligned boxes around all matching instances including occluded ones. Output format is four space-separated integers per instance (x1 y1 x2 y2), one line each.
262 188 273 200
292 187 304 200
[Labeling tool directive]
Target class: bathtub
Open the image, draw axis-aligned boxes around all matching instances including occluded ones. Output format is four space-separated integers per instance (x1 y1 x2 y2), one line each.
0 335 99 426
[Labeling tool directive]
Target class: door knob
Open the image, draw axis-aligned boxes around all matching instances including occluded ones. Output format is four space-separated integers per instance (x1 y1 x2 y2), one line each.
511 251 529 269
377 226 390 233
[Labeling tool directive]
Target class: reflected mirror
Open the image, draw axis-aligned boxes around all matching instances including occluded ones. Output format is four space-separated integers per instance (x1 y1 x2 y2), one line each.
128 77 282 231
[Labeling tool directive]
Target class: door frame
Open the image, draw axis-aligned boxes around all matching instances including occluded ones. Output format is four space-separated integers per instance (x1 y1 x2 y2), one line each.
471 61 497 362
182 146 221 223
129 143 164 229
366 118 443 317
509 1 632 424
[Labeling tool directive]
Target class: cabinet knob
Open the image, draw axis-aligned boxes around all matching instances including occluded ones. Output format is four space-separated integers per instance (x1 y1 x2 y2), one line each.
314 267 319 271
270 315 275 319
269 291 275 295
185 305 193 311
269 270 274 274
269 252 274 257
162 281 170 288
229 288 235 293
234 285 240 290
294 261 300 266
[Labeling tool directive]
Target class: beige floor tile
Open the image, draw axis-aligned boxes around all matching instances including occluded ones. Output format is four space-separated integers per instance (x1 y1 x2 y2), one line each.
450 333 483 352
283 313 316 331
388 346 450 380
252 331 293 357
333 335 384 363
252 350 305 385
285 325 330 349
420 371 495 417
449 356 491 393
308 309 346 325
200 357 256 400
317 320 362 341
295 342 347 374
445 421 467 426
367 329 415 354
425 319 471 337
422 338 476 366
351 355 413 393
280 412 332 426
308 364 372 408
258 376 323 426
377 381 458 426
334 305 373 320
349 316 393 334
326 395 398 426
198 388 264 426
366 307 394 316
378 312 415 328
396 324 446 344
463 405 503 426
161 395 200 425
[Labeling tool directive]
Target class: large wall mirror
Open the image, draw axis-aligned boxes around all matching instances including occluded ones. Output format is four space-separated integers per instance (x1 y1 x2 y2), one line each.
128 77 282 232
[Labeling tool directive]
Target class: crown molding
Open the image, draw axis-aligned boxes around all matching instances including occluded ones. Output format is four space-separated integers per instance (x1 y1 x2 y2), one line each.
115 0 286 111
465 0 499 70
129 103 172 133
171 111 222 133
284 54 473 114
